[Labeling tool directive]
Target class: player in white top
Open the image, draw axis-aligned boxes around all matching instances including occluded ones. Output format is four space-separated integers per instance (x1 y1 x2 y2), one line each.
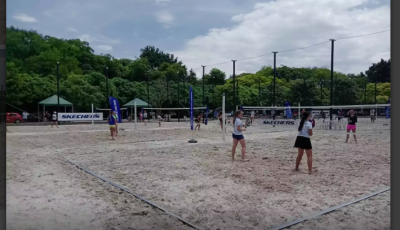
51 111 59 128
143 110 148 126
250 111 255 124
293 112 313 174
231 110 248 162
157 113 162 127
370 109 375 122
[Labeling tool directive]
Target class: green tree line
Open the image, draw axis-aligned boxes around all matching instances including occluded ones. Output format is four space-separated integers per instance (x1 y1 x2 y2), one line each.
6 27 391 113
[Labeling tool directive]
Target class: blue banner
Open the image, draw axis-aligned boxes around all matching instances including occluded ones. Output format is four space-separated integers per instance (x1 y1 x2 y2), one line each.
214 110 218 118
109 96 122 123
205 107 209 125
284 101 293 118
190 86 193 130
386 98 390 119
240 105 243 111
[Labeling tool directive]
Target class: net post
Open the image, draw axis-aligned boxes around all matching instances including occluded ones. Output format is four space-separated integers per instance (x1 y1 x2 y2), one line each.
222 93 226 141
298 103 300 120
91 103 94 126
134 101 137 130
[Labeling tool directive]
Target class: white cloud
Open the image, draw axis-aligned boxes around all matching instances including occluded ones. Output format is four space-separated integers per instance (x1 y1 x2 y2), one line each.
79 34 120 44
68 27 78 32
13 13 37 22
156 11 174 26
96 45 113 51
171 0 390 76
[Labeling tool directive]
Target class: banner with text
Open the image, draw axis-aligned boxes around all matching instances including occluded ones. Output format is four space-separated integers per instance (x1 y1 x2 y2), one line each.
58 113 103 121
109 96 122 123
258 119 298 125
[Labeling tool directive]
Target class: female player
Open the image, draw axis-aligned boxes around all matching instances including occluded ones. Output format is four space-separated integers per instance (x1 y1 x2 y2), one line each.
108 112 116 140
113 112 118 136
294 112 313 175
217 111 227 132
194 113 203 130
231 110 248 162
345 110 358 144
157 113 162 127
51 111 58 128
250 110 255 124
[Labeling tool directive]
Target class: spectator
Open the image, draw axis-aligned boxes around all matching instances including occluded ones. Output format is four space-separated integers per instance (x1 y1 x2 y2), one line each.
22 111 29 123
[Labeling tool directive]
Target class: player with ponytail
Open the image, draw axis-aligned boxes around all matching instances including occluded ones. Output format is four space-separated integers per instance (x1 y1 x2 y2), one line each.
294 111 314 175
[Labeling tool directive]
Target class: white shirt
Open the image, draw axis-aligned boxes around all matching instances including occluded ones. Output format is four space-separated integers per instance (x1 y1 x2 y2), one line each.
22 112 28 119
370 109 375 116
144 112 147 118
298 121 312 138
233 118 243 135
157 115 162 121
52 113 57 120
251 111 255 116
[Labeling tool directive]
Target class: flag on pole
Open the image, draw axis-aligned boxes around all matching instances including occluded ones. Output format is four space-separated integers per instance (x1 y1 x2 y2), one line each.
109 96 122 123
284 101 293 118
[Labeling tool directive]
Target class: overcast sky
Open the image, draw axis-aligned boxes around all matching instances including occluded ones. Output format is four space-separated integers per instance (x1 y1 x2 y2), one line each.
7 0 390 77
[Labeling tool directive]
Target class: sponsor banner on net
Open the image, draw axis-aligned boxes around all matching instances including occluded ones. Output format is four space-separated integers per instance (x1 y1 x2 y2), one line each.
258 119 298 125
58 113 103 121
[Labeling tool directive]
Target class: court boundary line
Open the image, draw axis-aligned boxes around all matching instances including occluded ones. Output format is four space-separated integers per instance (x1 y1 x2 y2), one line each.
23 136 200 230
64 157 201 230
266 187 390 230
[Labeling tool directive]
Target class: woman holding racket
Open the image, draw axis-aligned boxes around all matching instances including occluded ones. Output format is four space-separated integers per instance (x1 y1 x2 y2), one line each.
345 110 358 144
294 111 313 175
231 110 249 162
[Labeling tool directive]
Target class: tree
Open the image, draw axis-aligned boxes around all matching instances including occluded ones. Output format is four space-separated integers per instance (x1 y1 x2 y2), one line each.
365 59 390 83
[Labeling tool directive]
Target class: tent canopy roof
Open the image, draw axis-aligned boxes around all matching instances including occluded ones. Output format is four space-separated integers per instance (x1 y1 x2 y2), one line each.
38 95 73 106
123 98 151 107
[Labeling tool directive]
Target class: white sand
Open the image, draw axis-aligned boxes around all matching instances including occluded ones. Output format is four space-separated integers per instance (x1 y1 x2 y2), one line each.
7 118 390 229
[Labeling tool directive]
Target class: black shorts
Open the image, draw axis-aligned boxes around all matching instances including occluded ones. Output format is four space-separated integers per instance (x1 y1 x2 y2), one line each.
294 136 312 150
232 133 244 140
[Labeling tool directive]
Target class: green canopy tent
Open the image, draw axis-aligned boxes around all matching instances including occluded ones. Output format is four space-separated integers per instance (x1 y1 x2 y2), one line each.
38 95 73 122
123 98 151 120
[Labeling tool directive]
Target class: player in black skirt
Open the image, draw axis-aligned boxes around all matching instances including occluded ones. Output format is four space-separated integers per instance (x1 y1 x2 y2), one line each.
294 112 313 175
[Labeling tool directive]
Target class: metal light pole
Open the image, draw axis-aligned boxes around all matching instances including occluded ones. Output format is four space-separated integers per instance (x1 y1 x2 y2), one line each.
147 71 150 108
364 78 367 104
329 39 335 129
236 78 239 106
178 75 180 123
57 62 60 124
202 66 205 123
258 80 261 106
105 67 109 107
232 60 236 108
375 73 377 104
272 52 278 107
320 79 323 105
166 76 169 122
202 66 205 106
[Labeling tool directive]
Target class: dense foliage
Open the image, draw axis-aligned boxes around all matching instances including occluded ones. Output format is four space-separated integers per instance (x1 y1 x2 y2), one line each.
6 27 391 113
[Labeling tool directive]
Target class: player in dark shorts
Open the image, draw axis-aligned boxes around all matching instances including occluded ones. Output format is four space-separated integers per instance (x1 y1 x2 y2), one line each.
194 113 203 130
